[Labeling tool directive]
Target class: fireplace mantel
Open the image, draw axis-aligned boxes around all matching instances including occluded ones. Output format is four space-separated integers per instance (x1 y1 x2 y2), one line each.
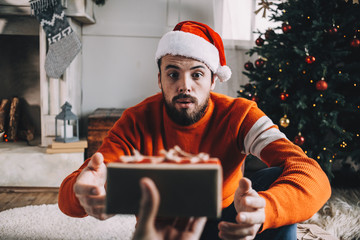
0 0 95 24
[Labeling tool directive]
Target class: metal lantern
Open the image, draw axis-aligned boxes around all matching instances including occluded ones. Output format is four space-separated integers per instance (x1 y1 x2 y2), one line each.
55 102 79 143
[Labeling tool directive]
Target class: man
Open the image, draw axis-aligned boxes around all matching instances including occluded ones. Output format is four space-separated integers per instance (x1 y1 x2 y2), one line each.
58 21 331 239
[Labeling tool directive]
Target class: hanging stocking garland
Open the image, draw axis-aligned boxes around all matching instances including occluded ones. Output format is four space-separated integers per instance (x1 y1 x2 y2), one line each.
30 0 81 78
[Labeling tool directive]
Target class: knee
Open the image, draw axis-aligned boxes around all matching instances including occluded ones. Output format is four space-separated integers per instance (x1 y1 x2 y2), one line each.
250 167 283 192
256 224 297 240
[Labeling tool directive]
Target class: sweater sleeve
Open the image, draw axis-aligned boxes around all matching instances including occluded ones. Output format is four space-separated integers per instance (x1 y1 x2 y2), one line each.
258 139 331 231
239 104 331 231
58 159 90 217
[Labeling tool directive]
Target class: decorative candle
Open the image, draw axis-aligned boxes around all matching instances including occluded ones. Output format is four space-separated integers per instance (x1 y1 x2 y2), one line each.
60 124 73 138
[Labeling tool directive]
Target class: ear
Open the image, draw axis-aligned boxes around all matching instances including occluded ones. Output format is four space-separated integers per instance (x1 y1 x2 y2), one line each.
158 72 162 90
210 75 216 91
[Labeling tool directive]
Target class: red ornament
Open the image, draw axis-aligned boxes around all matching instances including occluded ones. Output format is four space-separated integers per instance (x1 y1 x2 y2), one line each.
255 58 265 68
280 92 289 101
328 26 338 35
294 133 305 146
255 36 265 46
282 23 292 33
251 95 259 102
244 61 254 71
316 78 328 91
305 55 316 64
350 38 360 48
265 29 275 40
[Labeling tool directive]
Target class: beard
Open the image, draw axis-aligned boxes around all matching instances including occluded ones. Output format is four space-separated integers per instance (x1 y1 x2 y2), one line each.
163 92 209 126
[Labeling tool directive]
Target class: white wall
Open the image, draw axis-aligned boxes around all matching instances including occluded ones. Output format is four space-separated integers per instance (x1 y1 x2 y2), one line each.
81 0 247 118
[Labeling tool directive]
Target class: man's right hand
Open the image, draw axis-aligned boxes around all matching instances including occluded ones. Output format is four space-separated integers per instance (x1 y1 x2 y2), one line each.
73 152 109 220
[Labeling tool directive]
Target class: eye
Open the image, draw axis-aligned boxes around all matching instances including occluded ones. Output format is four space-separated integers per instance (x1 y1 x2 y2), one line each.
168 72 179 79
192 72 203 79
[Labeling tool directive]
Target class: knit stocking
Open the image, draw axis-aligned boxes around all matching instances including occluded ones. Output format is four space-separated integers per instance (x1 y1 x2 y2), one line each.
30 0 81 78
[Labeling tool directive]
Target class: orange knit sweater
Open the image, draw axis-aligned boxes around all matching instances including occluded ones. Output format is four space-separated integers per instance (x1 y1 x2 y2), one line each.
58 92 331 231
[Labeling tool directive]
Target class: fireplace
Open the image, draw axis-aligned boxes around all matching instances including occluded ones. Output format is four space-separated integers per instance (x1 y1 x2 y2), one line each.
0 34 41 143
0 0 95 146
0 0 94 187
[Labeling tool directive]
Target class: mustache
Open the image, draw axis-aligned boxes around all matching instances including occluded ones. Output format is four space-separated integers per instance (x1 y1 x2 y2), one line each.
172 93 198 103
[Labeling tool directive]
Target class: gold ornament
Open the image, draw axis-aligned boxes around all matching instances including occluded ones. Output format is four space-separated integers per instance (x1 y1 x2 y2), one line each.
254 0 273 18
280 114 290 128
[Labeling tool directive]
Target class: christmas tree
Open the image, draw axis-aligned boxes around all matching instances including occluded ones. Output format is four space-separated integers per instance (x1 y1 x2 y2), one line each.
239 0 360 180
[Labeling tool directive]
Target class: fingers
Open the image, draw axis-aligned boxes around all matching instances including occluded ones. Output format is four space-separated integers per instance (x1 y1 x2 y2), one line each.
237 177 253 196
172 217 191 231
236 210 265 225
74 183 100 195
134 178 207 239
74 173 107 220
218 221 261 240
226 178 265 239
188 217 207 233
235 177 262 213
84 194 106 206
80 194 107 220
88 152 105 171
133 178 161 240
137 177 160 229
242 196 266 210
83 206 110 220
174 217 207 239
73 152 108 220
74 153 107 194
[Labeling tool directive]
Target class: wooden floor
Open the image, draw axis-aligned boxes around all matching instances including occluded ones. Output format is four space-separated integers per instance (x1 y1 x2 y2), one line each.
0 187 59 212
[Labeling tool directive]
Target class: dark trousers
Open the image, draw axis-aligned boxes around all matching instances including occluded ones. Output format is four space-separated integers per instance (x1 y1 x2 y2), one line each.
200 167 297 240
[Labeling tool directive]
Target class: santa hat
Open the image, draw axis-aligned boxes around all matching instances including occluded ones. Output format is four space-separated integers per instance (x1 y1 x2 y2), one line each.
155 21 232 82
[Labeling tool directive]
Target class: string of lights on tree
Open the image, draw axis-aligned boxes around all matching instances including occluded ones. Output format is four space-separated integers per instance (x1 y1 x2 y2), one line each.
239 0 360 178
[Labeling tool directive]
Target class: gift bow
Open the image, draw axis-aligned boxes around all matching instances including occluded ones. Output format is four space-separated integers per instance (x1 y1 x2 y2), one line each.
120 145 212 164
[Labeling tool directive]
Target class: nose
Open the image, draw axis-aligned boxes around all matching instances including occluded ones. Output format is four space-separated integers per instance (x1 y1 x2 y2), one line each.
178 74 191 94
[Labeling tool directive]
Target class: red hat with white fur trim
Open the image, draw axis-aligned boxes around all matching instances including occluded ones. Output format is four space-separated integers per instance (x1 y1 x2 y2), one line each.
155 21 232 82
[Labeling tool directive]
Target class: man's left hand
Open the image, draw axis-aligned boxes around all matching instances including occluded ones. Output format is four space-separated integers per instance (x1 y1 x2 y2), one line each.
218 177 265 240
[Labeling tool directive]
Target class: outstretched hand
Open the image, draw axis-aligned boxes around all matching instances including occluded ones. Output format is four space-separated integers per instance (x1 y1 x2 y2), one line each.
218 177 265 240
133 178 207 240
73 152 110 220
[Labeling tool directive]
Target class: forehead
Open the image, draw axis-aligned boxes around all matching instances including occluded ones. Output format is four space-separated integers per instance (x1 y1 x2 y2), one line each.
161 55 210 70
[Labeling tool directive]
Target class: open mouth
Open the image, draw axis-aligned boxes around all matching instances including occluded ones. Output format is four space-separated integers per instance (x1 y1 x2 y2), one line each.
177 98 193 103
172 94 197 109
175 98 195 108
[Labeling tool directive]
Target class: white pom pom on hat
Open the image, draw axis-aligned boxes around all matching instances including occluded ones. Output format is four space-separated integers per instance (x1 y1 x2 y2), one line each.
155 21 232 82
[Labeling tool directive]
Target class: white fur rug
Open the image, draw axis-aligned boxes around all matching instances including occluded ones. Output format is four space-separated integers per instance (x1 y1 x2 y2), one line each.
0 204 136 240
1 189 359 240
305 188 360 240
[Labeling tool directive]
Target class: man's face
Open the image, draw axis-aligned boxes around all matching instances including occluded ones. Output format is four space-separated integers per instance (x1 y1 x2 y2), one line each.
158 55 216 126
